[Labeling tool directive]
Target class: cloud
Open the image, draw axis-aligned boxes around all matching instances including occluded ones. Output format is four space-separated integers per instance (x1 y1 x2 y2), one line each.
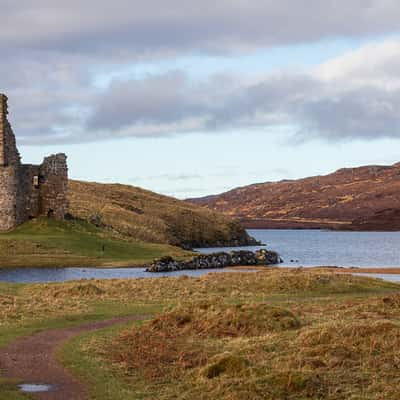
1 1 400 57
87 40 400 142
1 2 400 144
129 173 202 182
316 40 400 88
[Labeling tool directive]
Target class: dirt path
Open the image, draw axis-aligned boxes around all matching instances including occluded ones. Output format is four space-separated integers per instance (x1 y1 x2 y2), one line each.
0 315 147 400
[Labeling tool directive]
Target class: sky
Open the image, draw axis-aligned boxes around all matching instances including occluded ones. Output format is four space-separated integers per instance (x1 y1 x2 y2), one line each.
2 1 400 198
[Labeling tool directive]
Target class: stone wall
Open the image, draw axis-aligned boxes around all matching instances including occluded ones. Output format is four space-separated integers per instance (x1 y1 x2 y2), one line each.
0 94 7 167
38 154 68 219
0 95 19 229
0 94 20 167
17 164 41 223
0 166 18 230
0 94 68 230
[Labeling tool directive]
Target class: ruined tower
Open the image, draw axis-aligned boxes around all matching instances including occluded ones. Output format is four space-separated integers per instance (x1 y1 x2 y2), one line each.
0 94 68 231
0 94 20 229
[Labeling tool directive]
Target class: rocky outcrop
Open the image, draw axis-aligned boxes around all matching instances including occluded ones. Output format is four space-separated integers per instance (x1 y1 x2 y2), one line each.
146 249 282 272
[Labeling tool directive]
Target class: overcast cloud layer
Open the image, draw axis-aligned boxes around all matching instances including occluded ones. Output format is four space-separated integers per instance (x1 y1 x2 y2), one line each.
1 1 400 144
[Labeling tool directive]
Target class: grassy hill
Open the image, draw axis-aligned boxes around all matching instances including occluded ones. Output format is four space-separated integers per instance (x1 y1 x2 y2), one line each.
0 218 189 268
0 180 256 268
189 162 400 230
68 180 257 248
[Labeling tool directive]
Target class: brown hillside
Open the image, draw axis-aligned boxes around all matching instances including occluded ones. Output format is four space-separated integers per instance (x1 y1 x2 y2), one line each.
189 162 400 230
68 180 257 248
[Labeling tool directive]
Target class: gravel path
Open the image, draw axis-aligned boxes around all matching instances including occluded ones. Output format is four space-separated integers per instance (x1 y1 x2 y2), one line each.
0 315 147 399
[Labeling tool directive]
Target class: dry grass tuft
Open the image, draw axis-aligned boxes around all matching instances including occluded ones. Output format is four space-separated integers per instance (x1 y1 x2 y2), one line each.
53 283 105 298
150 302 300 338
109 301 299 381
382 293 400 307
296 320 400 371
202 353 249 379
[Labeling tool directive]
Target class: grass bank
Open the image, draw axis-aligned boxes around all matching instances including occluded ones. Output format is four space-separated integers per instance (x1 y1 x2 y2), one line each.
1 269 399 399
68 179 255 248
0 218 190 268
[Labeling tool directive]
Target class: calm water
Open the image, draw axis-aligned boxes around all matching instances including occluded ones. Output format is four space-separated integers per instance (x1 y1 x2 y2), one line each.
355 273 400 283
196 229 400 268
0 267 237 283
2 229 400 283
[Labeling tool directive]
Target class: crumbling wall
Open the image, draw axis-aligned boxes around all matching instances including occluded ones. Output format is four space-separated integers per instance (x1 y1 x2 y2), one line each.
0 94 69 231
17 164 41 222
38 154 68 219
16 156 68 224
0 167 18 230
0 94 19 230
0 94 7 167
0 94 20 167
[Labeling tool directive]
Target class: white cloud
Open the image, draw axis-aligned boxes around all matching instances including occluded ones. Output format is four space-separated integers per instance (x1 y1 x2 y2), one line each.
316 39 400 89
86 39 400 142
1 2 400 144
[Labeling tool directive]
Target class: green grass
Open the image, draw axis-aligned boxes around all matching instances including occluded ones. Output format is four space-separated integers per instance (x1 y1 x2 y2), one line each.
0 378 30 400
0 218 190 268
59 320 151 400
0 293 162 348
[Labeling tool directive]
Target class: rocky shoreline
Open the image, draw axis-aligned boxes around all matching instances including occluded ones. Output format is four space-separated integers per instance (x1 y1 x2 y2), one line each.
146 249 282 273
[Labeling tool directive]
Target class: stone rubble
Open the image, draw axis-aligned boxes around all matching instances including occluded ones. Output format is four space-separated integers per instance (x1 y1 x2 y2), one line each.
146 249 283 272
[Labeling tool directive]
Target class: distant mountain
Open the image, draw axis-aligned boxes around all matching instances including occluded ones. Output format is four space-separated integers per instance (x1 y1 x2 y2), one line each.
188 162 400 231
68 180 258 249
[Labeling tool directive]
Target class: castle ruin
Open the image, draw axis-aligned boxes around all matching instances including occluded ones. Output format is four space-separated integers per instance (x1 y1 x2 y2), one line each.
0 94 68 230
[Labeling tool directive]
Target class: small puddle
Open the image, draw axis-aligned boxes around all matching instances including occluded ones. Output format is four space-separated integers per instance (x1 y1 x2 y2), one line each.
18 383 54 393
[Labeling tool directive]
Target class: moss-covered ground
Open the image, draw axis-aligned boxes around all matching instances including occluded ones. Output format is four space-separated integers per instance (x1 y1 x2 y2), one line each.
1 270 400 399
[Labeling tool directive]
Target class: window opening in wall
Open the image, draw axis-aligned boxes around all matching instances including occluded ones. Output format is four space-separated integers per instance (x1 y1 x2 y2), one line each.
33 175 39 188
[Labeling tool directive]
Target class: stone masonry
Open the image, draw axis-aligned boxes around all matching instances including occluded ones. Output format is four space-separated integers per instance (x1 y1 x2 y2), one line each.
0 94 68 230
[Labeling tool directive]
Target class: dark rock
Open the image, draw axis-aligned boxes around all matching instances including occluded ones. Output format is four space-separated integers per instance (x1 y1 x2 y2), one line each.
146 249 282 273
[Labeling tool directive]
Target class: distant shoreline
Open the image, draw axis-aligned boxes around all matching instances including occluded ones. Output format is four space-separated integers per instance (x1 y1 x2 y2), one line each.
242 219 400 232
230 266 400 274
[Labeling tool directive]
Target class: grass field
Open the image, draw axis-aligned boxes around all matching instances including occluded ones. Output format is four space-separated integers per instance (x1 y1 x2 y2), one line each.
0 218 190 268
1 270 400 399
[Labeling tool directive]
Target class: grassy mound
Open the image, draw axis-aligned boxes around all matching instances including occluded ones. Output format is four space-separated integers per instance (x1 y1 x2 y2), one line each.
296 320 400 370
110 302 299 380
68 180 255 248
149 302 300 338
0 218 189 268
285 320 400 399
53 283 105 297
203 354 249 379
